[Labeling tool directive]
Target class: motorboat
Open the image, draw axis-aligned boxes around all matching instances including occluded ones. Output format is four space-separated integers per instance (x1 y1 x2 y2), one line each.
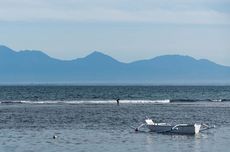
135 118 214 135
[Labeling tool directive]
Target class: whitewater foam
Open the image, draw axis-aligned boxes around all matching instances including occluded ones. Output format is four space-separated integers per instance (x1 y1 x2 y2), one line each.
1 99 229 105
0 100 170 104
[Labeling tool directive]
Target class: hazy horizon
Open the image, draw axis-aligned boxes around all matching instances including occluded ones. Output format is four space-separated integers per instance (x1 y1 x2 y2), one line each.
1 44 230 85
0 0 229 66
1 44 230 67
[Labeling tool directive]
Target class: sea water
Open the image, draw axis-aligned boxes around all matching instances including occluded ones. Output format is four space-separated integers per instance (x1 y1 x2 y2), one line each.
0 86 230 152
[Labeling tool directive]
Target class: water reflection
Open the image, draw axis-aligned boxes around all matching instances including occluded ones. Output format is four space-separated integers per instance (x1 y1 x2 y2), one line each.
143 132 211 152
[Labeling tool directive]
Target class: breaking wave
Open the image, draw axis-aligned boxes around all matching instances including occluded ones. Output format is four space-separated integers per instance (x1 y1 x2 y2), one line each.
0 99 229 105
0 100 170 104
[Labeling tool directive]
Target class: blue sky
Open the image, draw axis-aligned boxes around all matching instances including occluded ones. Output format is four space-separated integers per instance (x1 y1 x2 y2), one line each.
0 0 230 65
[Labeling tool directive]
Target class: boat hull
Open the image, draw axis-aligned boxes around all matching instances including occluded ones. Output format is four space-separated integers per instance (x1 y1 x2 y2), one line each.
147 124 201 134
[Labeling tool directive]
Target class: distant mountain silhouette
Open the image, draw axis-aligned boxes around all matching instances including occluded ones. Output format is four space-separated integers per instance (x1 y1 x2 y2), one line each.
0 45 230 84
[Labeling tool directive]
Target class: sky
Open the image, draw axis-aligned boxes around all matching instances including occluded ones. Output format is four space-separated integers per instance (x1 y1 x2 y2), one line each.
0 0 230 65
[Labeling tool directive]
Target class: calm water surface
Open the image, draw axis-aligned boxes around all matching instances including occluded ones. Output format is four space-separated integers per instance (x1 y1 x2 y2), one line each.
0 86 230 152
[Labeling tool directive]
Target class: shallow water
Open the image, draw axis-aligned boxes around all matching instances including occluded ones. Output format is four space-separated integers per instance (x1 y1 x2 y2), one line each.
0 86 230 152
0 103 230 152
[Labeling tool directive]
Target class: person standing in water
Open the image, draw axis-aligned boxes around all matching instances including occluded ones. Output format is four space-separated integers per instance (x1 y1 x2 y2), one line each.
116 98 120 106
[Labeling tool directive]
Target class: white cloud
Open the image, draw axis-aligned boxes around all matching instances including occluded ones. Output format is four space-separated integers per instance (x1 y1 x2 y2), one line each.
0 0 229 24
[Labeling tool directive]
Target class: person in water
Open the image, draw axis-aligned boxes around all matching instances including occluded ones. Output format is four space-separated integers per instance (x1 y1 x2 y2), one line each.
116 98 120 106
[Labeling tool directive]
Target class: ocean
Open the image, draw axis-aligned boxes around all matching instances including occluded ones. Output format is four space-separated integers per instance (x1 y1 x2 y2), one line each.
0 86 230 152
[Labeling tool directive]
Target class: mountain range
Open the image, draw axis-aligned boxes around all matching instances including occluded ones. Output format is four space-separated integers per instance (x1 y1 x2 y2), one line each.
0 45 230 85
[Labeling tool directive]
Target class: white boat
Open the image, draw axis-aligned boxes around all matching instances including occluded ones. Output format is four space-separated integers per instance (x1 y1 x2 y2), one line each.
135 118 214 135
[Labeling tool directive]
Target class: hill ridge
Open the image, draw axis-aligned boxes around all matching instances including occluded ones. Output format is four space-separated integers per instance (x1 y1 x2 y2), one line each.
0 45 230 84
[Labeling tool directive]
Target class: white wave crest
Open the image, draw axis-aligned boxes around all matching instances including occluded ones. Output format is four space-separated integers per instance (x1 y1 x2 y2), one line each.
0 99 170 104
211 99 222 102
118 100 170 104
